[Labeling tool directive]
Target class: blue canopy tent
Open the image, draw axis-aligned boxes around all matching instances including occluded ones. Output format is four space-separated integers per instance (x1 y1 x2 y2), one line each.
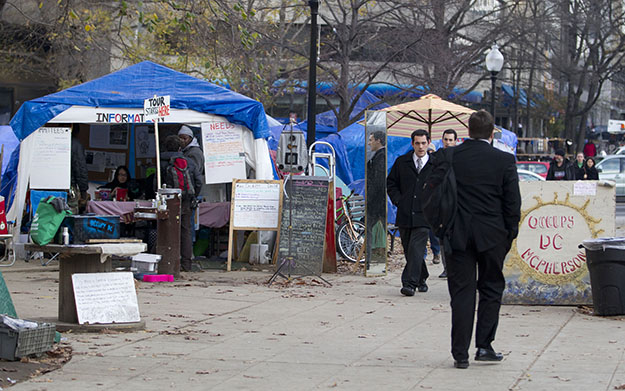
3 61 275 228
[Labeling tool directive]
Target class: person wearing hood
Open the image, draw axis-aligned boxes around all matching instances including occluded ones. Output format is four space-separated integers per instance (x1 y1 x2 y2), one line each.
546 149 576 180
160 135 203 272
178 125 205 177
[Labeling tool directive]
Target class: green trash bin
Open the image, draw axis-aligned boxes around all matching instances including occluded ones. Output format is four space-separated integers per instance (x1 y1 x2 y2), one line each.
581 238 625 316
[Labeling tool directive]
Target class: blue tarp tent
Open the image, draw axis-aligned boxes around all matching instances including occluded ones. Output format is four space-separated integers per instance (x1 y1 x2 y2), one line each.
9 61 270 141
4 61 275 227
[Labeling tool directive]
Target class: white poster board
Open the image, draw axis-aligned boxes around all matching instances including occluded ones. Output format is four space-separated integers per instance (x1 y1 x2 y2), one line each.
72 272 141 324
232 180 282 229
30 127 71 189
201 120 247 184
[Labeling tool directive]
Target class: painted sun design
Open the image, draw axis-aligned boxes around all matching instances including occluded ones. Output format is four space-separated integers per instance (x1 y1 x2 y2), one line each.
505 192 604 287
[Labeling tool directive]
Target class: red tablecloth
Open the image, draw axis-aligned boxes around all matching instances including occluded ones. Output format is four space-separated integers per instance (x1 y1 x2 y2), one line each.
87 200 230 228
87 201 152 220
198 202 230 228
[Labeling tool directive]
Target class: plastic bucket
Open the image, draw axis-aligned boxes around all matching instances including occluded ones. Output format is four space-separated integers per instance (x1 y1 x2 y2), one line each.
584 247 625 316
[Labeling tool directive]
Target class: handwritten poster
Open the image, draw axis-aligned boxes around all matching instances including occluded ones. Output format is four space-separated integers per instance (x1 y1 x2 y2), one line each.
232 181 282 229
30 127 71 189
72 272 140 324
201 120 246 184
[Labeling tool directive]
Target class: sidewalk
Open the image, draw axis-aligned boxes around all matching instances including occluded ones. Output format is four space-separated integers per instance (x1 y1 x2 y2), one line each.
2 257 624 391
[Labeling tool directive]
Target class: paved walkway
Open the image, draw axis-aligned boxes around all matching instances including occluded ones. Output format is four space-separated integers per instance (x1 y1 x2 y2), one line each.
2 258 624 391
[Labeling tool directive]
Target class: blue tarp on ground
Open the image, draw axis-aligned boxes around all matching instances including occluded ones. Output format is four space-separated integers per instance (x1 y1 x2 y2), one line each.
9 61 270 141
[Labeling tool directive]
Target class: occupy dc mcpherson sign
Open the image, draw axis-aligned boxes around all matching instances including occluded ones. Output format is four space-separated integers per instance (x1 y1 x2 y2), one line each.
503 181 615 305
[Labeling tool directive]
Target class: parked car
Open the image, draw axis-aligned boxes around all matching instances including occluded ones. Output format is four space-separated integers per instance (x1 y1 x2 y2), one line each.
516 161 550 179
596 155 625 195
517 169 546 181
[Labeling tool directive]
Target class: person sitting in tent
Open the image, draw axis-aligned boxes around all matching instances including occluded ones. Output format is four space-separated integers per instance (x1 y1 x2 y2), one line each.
178 126 205 178
98 166 141 201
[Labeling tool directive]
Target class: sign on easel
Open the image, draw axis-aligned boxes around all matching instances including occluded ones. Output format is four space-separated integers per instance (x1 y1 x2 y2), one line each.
227 179 283 271
72 272 140 324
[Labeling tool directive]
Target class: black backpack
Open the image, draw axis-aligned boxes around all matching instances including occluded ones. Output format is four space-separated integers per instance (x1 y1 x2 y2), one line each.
421 147 457 239
165 156 195 198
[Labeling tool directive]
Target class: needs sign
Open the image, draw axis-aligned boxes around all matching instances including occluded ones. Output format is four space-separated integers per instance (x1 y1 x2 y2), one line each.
143 95 170 120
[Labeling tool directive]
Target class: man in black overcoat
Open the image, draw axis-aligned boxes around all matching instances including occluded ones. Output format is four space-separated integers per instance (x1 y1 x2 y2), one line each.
387 129 432 296
447 110 521 369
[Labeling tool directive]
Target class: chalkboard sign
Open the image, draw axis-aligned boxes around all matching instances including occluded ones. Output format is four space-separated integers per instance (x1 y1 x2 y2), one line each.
276 176 330 276
227 179 283 271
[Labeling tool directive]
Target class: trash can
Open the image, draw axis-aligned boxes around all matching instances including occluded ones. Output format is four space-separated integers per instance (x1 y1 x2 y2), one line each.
580 238 625 316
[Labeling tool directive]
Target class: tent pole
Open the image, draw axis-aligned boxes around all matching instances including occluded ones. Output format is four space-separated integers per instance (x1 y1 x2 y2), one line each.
154 120 161 189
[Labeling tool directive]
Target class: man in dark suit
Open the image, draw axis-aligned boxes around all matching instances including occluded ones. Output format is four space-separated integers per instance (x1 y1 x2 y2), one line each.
446 110 521 369
387 129 432 296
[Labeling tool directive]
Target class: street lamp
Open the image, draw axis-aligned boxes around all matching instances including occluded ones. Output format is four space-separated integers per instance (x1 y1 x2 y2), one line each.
306 0 319 147
485 44 504 120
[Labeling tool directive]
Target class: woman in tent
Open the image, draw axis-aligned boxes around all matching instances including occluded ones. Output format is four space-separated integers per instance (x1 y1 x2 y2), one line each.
98 166 142 201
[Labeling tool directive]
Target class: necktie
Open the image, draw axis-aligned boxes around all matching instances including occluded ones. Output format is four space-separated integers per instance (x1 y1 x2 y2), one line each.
417 158 423 173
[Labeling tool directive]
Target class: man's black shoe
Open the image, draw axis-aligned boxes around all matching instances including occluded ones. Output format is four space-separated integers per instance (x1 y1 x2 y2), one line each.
438 271 447 278
454 359 469 369
400 287 415 296
417 283 428 292
475 348 504 362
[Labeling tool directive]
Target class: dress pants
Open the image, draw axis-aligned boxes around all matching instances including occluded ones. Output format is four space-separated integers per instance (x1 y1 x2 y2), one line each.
399 227 430 289
180 198 193 270
446 238 508 361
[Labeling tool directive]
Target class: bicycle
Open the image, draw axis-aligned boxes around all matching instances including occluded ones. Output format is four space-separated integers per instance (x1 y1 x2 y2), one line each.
335 190 365 263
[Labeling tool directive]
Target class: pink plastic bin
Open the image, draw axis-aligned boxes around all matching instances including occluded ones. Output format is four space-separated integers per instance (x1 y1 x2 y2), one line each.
143 274 174 282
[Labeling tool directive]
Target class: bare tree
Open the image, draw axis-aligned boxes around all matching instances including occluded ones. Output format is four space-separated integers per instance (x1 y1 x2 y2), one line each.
390 1 519 102
546 0 625 151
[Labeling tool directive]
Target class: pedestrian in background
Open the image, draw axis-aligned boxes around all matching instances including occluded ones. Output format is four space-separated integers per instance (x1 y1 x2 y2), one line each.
583 157 599 180
446 110 521 369
436 128 458 279
546 149 575 180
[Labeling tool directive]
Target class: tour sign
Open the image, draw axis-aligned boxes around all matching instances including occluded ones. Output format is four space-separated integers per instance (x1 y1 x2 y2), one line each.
143 95 171 120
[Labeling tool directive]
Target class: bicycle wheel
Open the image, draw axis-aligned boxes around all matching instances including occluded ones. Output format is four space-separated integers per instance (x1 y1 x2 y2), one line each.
336 220 365 263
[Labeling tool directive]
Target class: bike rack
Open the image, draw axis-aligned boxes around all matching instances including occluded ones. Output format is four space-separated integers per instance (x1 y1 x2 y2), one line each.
307 141 337 216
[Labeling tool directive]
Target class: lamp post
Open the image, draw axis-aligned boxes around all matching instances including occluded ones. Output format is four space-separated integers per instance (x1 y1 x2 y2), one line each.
306 0 319 147
485 44 504 121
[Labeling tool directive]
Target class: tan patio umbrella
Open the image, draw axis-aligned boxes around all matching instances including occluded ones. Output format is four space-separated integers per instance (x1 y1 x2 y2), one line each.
381 94 475 140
